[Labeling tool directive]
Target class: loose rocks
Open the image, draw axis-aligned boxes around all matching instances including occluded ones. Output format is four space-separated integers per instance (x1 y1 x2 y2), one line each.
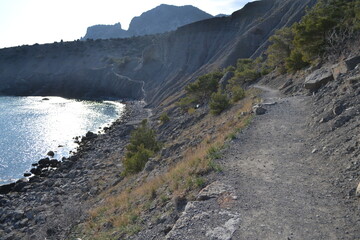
253 105 267 115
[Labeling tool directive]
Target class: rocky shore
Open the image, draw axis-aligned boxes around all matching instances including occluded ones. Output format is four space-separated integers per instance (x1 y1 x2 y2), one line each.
0 101 149 240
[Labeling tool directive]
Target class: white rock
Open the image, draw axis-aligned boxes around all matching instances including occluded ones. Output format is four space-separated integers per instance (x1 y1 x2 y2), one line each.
355 183 360 197
206 217 241 240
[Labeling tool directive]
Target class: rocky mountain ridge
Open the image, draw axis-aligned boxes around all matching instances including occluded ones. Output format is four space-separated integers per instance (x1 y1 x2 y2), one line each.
83 4 213 40
82 23 129 40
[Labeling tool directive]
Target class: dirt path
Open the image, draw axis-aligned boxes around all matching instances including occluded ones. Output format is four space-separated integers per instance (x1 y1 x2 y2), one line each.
166 86 355 240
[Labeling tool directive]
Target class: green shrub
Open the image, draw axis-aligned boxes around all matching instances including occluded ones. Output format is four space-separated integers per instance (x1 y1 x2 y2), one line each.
123 144 154 174
227 59 261 89
123 119 160 175
267 0 360 72
235 69 261 83
177 96 196 111
159 112 170 124
292 2 340 63
266 27 293 72
285 49 308 72
209 91 230 115
127 119 160 153
230 85 245 102
265 0 360 72
185 71 223 100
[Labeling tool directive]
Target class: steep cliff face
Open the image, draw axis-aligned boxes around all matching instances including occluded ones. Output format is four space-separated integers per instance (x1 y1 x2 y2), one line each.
0 0 316 103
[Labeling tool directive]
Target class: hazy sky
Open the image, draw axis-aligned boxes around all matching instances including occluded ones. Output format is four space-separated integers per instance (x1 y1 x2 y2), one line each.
0 0 253 48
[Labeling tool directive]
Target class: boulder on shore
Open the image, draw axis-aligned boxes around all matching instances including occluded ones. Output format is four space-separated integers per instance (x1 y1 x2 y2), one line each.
0 183 15 194
47 151 55 157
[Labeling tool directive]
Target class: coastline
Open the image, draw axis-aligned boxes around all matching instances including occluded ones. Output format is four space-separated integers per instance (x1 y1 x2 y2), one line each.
0 100 149 239
0 96 127 186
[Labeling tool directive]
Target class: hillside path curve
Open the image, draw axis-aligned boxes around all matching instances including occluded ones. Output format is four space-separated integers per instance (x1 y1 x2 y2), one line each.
166 85 353 240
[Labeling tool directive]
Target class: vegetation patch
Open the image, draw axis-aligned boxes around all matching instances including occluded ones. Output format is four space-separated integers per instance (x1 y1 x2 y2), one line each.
209 91 230 115
159 112 170 124
266 0 360 72
123 119 161 175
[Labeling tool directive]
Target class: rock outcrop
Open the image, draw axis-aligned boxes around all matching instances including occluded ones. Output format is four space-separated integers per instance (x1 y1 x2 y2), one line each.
128 4 212 36
83 4 212 40
83 23 129 40
304 68 334 91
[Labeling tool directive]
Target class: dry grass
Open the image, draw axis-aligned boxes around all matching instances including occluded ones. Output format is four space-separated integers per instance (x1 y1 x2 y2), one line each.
78 90 259 239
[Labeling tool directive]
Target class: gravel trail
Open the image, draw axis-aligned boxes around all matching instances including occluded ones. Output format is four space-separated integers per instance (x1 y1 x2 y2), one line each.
166 85 355 240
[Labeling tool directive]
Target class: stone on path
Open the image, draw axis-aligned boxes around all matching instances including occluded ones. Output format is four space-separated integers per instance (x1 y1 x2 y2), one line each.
253 104 267 115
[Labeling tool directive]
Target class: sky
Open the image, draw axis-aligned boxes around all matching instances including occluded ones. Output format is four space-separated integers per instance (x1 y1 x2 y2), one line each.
0 0 253 49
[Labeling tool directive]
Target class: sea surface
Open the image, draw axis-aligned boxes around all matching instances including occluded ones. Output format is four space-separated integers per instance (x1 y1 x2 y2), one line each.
0 96 125 184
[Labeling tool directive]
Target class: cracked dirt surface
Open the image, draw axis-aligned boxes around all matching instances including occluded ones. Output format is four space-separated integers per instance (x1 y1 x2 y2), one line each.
166 85 359 240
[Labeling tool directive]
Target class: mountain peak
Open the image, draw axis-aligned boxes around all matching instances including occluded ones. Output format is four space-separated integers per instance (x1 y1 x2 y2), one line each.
83 4 212 40
128 4 213 36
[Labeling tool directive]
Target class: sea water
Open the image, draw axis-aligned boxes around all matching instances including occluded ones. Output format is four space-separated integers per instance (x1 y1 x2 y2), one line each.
0 96 125 184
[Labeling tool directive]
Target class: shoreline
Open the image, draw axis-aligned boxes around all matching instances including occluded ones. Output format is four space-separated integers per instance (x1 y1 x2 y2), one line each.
0 97 130 188
0 100 149 239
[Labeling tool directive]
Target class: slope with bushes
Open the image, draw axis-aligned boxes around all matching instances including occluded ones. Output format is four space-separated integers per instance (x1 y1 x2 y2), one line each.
266 0 360 72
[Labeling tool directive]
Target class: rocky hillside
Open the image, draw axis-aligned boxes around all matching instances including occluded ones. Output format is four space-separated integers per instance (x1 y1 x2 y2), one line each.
82 4 212 40
0 0 315 104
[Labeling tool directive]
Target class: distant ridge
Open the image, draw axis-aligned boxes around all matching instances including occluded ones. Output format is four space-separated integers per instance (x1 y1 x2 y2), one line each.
83 4 213 40
82 23 129 40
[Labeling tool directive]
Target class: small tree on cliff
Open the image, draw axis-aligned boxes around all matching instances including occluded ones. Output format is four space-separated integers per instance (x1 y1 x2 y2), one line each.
123 119 160 175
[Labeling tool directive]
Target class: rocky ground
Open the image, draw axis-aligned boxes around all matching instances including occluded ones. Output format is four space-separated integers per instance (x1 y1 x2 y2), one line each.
164 83 359 239
162 63 360 239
